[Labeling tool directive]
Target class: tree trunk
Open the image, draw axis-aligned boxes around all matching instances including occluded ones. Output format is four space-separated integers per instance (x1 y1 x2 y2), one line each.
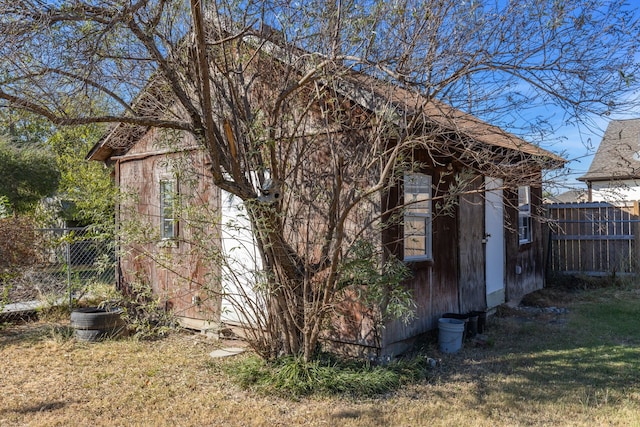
250 203 306 359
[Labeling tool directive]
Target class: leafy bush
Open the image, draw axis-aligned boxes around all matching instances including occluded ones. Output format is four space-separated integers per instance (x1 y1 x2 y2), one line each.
106 280 178 340
226 353 432 398
0 216 43 273
0 139 59 214
0 216 45 306
338 240 415 324
0 195 11 218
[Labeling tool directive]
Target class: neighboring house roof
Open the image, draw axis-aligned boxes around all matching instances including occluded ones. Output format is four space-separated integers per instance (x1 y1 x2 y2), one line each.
578 118 640 183
88 30 564 168
544 189 589 204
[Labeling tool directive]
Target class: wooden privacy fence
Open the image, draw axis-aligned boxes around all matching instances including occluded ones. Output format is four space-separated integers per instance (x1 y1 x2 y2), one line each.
546 202 640 275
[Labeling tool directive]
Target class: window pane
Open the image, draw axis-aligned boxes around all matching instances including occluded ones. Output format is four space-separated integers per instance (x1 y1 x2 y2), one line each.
404 174 431 213
404 193 430 212
404 217 427 257
160 179 177 240
405 174 431 194
518 186 530 205
162 220 174 239
403 173 432 260
405 216 426 234
518 186 531 243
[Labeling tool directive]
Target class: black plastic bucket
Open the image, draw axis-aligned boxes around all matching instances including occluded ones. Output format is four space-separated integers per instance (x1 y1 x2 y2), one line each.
466 314 478 337
469 310 487 334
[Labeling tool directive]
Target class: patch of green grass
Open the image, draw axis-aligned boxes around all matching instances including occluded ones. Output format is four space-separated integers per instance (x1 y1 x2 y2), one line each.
226 353 432 398
476 284 640 414
571 295 640 345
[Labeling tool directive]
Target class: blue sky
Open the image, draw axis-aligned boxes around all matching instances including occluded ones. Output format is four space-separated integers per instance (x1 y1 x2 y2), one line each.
480 1 640 196
542 102 639 195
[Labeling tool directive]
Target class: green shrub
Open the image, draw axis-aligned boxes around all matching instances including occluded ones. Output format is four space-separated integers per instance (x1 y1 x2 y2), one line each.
226 353 432 398
0 216 45 306
107 280 178 340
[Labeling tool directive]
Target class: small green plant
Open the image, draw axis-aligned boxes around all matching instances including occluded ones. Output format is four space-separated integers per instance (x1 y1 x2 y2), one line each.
0 195 11 219
226 353 432 398
110 280 178 340
338 240 415 324
48 324 75 343
0 278 10 313
80 281 120 307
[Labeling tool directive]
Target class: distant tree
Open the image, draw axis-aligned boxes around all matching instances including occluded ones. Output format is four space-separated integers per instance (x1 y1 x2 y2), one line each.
0 136 59 214
0 107 114 228
48 125 115 232
0 108 55 145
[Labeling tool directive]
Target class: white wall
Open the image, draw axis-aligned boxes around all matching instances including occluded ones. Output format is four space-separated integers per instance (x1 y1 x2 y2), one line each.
590 180 640 203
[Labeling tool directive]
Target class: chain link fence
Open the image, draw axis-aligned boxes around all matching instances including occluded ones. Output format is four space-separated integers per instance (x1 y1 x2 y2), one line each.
1 227 115 319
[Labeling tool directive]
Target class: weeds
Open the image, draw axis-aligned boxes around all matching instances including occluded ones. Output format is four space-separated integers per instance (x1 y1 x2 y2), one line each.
48 325 75 343
226 353 432 398
107 280 178 340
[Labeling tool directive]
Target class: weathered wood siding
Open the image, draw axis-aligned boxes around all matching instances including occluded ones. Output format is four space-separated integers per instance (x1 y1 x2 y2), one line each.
116 129 221 322
379 171 547 355
381 169 460 355
458 176 486 313
504 183 545 303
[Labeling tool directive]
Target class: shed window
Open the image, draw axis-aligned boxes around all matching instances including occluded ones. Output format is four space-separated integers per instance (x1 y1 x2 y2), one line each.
518 186 532 244
403 173 432 261
160 179 178 240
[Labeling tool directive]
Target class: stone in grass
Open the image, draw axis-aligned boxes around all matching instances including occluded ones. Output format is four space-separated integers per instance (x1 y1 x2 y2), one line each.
209 347 246 358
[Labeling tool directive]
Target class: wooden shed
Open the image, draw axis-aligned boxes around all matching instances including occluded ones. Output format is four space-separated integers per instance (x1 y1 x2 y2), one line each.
88 34 563 356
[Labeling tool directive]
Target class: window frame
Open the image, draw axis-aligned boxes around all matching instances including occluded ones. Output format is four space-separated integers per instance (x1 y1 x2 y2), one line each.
403 173 433 262
159 178 178 240
518 185 532 245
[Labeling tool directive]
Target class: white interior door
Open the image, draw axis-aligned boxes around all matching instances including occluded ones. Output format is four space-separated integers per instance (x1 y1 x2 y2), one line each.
485 177 505 308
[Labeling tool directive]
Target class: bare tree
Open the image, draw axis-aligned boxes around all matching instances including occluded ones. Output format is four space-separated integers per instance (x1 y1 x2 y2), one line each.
1 0 638 360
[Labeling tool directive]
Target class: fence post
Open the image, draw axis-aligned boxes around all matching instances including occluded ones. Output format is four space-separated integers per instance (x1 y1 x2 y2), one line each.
634 201 640 273
66 232 72 310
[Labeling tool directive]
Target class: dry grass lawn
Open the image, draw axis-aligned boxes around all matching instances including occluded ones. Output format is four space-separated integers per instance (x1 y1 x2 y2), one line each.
2 283 640 426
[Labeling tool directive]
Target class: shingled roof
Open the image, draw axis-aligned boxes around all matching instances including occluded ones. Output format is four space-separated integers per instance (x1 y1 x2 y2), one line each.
339 71 564 164
578 118 640 182
88 27 564 168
